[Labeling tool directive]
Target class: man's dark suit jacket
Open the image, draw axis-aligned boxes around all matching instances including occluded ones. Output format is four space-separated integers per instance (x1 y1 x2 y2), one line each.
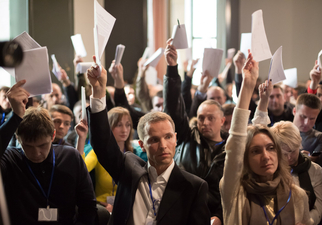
89 107 210 225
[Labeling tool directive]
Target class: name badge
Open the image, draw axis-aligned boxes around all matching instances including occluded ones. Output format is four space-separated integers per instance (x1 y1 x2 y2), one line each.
106 196 115 205
145 216 156 225
38 207 58 221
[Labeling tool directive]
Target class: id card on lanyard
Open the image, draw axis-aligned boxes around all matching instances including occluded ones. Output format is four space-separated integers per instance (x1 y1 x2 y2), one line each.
22 149 58 221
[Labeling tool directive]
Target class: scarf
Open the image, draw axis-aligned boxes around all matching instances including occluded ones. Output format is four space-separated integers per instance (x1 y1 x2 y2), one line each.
292 153 315 210
242 175 295 225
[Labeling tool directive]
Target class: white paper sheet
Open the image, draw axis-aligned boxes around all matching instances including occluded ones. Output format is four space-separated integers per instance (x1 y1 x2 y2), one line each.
15 47 52 97
94 0 116 65
144 48 164 67
202 48 224 78
240 33 251 58
13 31 41 51
251 10 272 62
185 48 192 61
76 62 93 74
51 54 62 80
142 47 150 59
267 46 285 85
171 24 189 49
71 34 87 57
1 67 15 77
81 86 87 122
227 48 236 59
114 44 125 65
317 50 322 70
283 68 298 88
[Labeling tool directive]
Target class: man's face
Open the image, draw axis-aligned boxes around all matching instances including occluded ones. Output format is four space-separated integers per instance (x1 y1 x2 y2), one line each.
284 85 293 103
51 112 72 139
293 104 320 133
152 96 164 112
197 104 225 141
124 86 135 105
317 88 322 105
269 88 285 115
46 86 62 105
139 120 176 170
20 135 54 163
0 90 11 111
207 89 226 105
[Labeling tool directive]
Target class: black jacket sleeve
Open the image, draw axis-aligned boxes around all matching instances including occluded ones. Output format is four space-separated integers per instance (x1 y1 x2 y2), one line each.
163 65 190 145
181 72 192 116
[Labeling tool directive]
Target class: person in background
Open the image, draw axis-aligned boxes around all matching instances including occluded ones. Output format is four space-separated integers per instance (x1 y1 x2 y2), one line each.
0 86 12 125
49 104 73 146
222 103 235 133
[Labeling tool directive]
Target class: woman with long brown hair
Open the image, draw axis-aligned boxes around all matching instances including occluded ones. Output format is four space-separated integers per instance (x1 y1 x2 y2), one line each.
220 52 312 225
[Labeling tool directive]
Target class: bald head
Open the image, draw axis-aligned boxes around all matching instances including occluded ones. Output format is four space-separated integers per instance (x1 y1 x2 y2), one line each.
207 86 226 105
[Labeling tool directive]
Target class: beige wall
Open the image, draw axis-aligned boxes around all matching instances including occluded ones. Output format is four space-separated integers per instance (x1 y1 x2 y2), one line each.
240 0 322 83
74 0 105 67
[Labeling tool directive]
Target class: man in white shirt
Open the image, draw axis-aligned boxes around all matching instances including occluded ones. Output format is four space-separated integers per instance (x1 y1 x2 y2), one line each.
86 56 210 225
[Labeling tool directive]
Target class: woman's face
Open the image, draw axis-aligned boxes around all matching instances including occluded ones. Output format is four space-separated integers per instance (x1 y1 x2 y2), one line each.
281 144 299 167
248 133 278 182
112 115 131 144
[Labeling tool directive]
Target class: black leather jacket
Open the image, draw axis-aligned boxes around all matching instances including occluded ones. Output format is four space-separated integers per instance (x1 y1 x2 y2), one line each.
163 65 225 222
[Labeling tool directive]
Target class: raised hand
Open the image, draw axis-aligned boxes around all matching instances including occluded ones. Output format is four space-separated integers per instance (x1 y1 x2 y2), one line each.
86 55 107 99
164 38 177 66
59 68 71 87
187 59 199 78
310 60 321 90
198 70 212 93
242 51 259 89
108 60 124 89
6 80 30 118
73 54 83 68
257 79 273 112
75 119 88 155
137 58 149 78
233 50 246 74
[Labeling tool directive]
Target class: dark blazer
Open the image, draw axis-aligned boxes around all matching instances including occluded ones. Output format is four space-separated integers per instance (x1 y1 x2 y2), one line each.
89 107 210 225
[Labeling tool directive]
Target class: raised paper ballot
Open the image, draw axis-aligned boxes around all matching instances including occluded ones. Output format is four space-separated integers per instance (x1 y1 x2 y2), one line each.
71 34 87 57
15 47 52 97
115 44 125 65
317 50 322 69
51 54 62 80
76 62 93 74
202 48 224 78
240 33 251 58
251 10 272 62
144 48 164 67
171 24 188 49
283 68 298 88
94 0 116 65
267 46 285 85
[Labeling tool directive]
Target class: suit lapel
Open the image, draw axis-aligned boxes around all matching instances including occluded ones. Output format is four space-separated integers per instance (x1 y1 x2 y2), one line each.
156 164 188 222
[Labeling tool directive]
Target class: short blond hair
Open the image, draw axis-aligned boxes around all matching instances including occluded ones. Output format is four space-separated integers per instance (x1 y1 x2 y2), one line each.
137 111 175 141
271 121 302 151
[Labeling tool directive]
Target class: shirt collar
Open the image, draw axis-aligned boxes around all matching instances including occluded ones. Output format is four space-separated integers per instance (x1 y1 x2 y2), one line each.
147 160 175 184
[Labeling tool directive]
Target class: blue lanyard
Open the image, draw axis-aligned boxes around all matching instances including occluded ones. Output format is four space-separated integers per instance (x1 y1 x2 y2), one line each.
22 149 55 207
1 112 5 125
215 140 225 146
147 176 157 217
112 179 116 196
258 189 292 225
58 139 63 145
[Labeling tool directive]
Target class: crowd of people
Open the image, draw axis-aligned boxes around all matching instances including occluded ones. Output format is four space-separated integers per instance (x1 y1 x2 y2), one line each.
1 38 322 225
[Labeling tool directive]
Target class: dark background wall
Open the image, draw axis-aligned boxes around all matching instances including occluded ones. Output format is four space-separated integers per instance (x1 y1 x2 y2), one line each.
104 0 147 86
29 0 74 86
